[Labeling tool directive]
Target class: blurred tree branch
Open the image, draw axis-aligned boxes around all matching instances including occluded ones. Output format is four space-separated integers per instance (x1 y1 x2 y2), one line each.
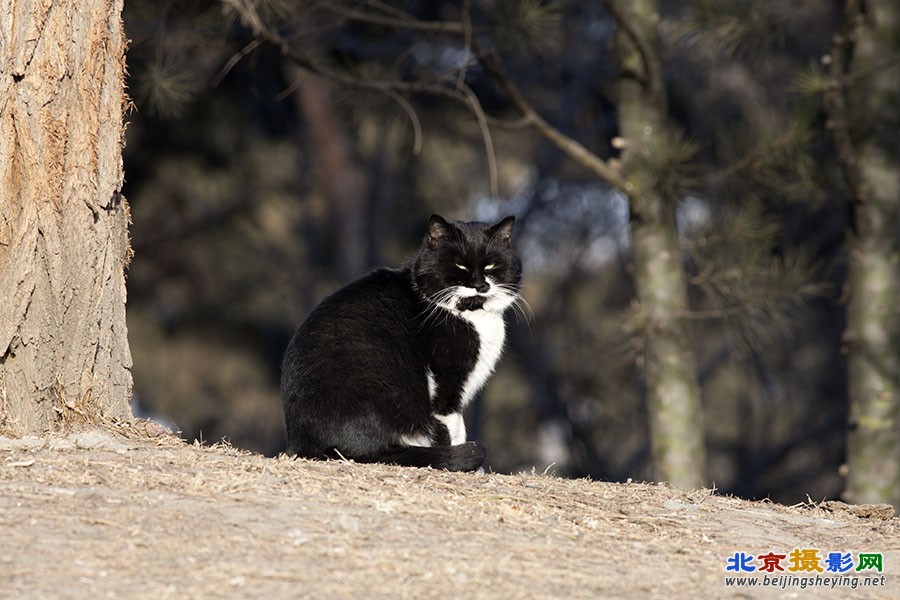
316 0 468 34
221 0 631 196
468 36 630 194
221 0 463 101
221 0 503 198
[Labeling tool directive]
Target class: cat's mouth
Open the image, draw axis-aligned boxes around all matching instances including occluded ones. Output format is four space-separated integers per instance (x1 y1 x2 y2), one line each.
437 284 517 314
456 296 487 311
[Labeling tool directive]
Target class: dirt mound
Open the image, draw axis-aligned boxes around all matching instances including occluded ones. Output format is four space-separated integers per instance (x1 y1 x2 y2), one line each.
1 430 897 599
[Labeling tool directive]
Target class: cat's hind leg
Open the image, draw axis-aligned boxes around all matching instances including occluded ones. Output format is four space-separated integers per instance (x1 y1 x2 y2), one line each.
434 412 466 445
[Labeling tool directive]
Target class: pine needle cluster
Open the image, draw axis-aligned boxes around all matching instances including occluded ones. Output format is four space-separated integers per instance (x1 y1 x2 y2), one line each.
632 125 701 204
672 0 787 62
126 1 231 119
713 111 825 207
132 58 201 119
483 0 563 56
682 202 827 356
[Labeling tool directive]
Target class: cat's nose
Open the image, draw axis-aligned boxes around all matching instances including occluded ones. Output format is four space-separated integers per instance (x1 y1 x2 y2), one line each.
475 280 490 294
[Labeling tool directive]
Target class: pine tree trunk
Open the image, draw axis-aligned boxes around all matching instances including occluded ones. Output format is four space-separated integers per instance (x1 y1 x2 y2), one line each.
839 0 900 509
614 0 707 488
0 0 133 434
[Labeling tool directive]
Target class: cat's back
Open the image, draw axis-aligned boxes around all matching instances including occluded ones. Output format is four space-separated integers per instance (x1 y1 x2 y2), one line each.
304 267 416 327
286 267 419 361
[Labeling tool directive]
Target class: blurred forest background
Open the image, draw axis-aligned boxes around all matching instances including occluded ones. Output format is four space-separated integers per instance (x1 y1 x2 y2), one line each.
120 0 899 507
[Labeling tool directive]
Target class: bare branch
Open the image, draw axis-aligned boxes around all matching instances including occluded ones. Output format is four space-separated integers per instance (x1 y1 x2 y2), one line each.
223 0 465 102
316 0 466 34
455 0 474 92
224 0 503 191
484 114 533 130
459 82 500 200
381 87 424 155
213 38 261 87
364 0 429 22
224 0 628 197
470 39 630 195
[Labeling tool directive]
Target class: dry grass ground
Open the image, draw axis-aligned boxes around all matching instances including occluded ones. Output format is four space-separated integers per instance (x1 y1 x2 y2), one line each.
1 428 897 599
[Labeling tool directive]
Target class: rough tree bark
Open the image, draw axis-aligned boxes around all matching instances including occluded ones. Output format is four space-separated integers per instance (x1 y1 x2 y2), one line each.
0 0 133 434
613 0 707 488
827 0 900 509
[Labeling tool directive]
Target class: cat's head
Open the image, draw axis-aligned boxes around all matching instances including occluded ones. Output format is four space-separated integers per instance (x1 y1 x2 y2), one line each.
412 215 522 313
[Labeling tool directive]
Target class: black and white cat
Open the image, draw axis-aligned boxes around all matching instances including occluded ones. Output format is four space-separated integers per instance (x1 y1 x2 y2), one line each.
280 215 522 472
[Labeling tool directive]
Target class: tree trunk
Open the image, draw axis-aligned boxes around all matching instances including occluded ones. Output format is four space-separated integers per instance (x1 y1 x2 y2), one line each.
834 0 900 509
0 0 133 435
614 0 707 488
287 67 368 281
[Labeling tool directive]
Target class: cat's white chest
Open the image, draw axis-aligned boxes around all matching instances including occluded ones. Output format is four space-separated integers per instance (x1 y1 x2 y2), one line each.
458 310 506 407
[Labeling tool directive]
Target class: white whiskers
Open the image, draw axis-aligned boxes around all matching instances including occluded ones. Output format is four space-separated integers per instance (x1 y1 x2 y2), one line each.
416 281 532 331
416 286 464 329
491 283 533 325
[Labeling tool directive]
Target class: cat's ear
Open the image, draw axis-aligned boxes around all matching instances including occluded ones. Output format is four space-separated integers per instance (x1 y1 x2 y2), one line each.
427 214 453 248
488 216 515 248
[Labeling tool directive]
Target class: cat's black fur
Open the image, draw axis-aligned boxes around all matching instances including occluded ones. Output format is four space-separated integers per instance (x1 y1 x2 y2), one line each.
281 215 522 472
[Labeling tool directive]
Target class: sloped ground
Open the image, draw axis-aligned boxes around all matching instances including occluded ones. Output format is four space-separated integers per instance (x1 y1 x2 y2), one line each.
1 430 897 599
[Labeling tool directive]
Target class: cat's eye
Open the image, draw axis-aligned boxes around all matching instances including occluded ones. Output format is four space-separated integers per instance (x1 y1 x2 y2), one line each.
455 264 468 271
484 264 496 271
